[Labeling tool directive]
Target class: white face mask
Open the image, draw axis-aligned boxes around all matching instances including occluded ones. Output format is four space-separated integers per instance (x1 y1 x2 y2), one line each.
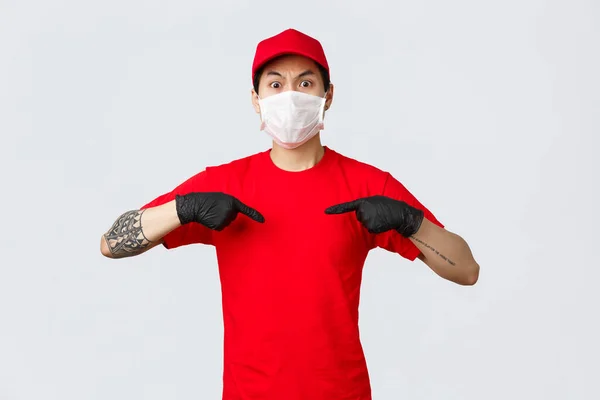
258 91 327 149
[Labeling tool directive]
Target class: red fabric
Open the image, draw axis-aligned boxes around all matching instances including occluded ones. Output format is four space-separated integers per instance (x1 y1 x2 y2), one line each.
141 147 443 400
252 28 329 84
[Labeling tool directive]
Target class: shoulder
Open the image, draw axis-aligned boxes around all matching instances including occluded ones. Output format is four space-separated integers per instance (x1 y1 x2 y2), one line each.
328 148 422 206
329 147 391 182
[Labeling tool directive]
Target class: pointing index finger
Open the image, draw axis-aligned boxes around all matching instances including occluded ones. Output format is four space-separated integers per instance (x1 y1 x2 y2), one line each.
324 199 363 215
234 198 265 223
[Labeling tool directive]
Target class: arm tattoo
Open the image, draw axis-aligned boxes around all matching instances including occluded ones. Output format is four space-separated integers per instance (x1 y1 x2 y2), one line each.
103 210 152 258
411 236 456 266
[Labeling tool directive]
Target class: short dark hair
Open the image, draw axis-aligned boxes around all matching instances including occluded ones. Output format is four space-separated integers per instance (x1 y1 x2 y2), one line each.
253 59 330 95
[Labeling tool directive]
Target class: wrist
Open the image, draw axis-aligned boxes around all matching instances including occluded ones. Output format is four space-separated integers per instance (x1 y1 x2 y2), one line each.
175 194 194 225
396 203 424 237
167 200 182 227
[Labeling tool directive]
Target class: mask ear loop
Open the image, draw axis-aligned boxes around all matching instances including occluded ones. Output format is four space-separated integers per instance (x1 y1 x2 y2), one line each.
318 92 328 125
256 93 267 129
321 90 330 118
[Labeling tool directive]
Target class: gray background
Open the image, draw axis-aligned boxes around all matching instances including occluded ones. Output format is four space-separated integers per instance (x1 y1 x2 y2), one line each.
1 0 598 399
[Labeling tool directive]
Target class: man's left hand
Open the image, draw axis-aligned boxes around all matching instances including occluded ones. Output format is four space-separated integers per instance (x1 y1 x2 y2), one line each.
325 195 424 237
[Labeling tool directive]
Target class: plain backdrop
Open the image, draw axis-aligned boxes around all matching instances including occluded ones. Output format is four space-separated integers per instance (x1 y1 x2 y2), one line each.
1 0 598 399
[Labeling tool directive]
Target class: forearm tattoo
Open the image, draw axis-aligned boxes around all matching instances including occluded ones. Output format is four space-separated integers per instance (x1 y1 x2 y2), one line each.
411 236 456 266
103 210 152 258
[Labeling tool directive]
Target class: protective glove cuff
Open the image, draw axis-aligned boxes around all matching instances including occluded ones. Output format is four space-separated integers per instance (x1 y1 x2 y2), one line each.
396 206 424 237
175 194 194 225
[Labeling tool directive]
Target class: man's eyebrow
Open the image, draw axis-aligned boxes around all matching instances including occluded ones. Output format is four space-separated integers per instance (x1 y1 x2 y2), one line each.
264 70 316 79
298 70 316 78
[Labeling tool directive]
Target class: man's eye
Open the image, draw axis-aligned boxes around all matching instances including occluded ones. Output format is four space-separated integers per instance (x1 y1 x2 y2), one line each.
300 81 311 88
270 82 281 88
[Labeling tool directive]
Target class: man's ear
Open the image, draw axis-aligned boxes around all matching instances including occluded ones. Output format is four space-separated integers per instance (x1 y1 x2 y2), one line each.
251 89 261 114
324 83 334 111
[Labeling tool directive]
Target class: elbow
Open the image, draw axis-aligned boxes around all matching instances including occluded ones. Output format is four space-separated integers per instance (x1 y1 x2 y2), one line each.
100 236 113 258
462 262 480 286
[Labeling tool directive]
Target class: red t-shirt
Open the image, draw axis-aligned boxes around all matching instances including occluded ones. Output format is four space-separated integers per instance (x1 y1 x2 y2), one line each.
141 147 443 400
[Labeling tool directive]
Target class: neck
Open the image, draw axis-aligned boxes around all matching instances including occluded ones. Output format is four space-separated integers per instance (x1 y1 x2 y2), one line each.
269 134 325 172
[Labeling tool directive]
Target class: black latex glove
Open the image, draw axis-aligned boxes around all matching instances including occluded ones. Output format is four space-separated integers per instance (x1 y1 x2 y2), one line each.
325 195 424 237
175 192 264 231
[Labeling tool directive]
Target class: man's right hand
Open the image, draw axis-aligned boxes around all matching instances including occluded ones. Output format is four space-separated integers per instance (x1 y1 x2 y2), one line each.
175 192 265 231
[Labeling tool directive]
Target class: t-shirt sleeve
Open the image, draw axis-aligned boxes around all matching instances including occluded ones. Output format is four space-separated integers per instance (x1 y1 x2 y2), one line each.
374 173 444 261
140 169 214 249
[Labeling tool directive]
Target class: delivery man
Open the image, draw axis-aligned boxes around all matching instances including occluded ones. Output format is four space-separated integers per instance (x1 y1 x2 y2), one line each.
100 28 480 400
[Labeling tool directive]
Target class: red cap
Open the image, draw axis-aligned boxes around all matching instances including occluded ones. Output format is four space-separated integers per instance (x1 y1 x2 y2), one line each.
252 28 329 85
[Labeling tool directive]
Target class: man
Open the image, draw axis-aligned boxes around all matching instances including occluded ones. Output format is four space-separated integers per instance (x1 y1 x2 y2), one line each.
100 28 479 400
